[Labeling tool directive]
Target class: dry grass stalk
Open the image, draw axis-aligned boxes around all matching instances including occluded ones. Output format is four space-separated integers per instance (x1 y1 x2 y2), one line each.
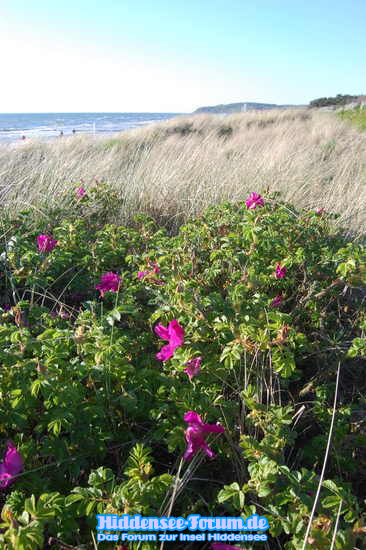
1 108 365 235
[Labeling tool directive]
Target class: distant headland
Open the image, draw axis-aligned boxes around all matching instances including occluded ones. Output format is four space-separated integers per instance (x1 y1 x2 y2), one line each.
193 102 303 114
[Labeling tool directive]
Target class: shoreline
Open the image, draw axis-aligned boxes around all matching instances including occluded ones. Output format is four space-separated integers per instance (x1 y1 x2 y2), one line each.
0 130 125 148
0 112 186 146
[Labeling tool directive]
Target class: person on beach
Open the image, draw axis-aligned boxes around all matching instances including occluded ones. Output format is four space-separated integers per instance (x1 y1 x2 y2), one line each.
59 130 64 137
72 129 76 135
21 135 26 140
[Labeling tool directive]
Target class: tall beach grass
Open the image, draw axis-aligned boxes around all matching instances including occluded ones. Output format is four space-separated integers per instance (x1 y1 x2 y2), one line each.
1 108 366 236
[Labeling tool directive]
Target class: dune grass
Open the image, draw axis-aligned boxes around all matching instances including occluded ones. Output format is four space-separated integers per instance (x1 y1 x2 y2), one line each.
1 108 366 237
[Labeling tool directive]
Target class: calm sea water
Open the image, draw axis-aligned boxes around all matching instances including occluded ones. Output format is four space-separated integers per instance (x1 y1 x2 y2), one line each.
0 112 184 144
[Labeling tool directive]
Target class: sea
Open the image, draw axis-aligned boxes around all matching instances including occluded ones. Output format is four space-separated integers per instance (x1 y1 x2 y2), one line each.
0 112 184 145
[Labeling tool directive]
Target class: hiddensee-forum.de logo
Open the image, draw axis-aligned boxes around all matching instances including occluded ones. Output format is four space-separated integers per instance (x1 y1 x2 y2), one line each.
96 513 269 542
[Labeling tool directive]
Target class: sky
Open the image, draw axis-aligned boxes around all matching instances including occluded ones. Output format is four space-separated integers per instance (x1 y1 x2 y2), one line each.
0 0 365 113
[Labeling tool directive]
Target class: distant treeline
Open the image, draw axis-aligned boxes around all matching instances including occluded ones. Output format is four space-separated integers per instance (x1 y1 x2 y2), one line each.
309 94 365 107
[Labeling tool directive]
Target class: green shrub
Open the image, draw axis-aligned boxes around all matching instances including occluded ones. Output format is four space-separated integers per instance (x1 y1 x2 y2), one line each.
0 188 365 548
338 106 366 131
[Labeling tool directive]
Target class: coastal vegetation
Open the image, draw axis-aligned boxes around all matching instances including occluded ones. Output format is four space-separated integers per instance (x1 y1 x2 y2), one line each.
0 110 366 549
309 95 365 108
337 106 366 132
1 108 366 238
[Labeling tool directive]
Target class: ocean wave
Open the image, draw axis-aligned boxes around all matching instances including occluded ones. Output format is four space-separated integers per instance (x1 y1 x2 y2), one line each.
0 113 182 144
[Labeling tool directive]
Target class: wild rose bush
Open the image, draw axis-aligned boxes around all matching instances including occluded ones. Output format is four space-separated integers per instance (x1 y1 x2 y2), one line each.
0 189 365 549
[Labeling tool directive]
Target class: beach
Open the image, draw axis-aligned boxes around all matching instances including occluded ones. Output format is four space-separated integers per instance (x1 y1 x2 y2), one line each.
0 112 184 145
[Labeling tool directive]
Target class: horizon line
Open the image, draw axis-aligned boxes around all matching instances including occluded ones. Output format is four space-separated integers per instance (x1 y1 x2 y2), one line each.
0 111 188 115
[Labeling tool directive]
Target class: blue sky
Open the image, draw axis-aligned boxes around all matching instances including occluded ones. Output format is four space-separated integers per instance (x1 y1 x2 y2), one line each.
0 0 365 112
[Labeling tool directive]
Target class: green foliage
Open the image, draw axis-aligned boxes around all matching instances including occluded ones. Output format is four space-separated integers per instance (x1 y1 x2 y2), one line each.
338 106 366 131
0 187 365 548
309 94 362 108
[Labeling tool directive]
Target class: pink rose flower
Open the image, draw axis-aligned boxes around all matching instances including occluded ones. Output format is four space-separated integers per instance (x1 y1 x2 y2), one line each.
275 263 287 279
137 262 164 285
37 234 58 253
271 295 283 307
315 207 325 215
183 411 224 461
137 270 150 280
95 272 121 298
0 441 23 489
76 186 86 199
155 319 184 361
245 192 265 209
184 357 202 380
